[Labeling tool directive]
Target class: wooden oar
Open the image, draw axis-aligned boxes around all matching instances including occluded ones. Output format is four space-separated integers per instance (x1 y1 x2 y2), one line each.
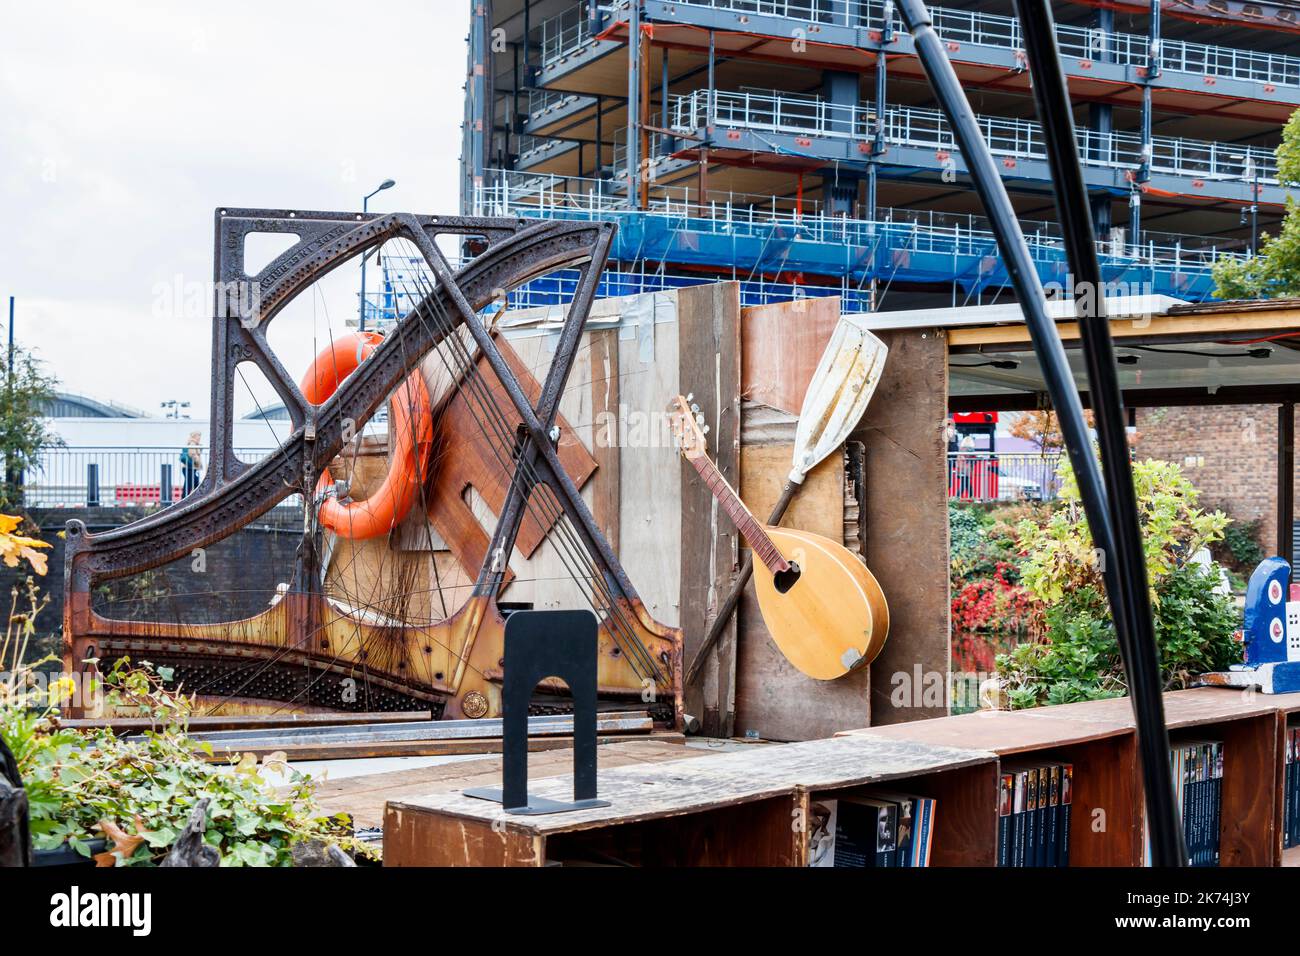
686 313 889 684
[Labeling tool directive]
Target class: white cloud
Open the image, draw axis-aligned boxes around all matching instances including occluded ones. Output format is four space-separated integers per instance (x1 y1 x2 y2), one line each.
0 0 468 418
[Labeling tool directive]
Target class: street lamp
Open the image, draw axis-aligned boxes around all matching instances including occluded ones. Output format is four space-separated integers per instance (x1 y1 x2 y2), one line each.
359 179 396 331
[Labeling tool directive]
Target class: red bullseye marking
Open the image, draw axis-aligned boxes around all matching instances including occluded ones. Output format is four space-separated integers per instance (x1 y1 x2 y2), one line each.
300 330 433 540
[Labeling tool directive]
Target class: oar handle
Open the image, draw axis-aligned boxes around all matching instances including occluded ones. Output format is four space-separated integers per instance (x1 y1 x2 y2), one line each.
685 480 801 686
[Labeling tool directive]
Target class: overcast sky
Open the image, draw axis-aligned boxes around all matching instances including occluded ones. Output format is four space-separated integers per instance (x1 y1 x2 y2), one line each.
0 1 470 420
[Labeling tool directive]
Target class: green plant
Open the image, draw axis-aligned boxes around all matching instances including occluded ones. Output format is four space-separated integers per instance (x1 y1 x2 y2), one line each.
3 656 372 866
1212 107 1300 299
998 457 1239 708
0 346 60 509
1015 457 1228 607
1210 512 1264 575
0 535 369 866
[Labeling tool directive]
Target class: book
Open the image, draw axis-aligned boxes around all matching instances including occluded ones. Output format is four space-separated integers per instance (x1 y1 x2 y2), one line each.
1044 763 1061 867
914 796 936 866
997 773 1014 867
832 797 899 867
857 790 939 867
1058 763 1073 867
806 798 838 867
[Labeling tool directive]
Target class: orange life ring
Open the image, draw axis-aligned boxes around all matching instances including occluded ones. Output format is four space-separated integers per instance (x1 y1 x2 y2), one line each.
300 331 433 539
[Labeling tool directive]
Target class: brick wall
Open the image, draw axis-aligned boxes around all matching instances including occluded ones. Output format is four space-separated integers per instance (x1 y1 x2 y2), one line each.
1133 404 1297 555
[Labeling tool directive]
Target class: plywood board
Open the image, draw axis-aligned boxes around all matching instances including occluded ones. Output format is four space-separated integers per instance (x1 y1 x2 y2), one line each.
616 296 682 627
678 283 742 737
740 295 842 415
733 443 869 741
857 328 951 725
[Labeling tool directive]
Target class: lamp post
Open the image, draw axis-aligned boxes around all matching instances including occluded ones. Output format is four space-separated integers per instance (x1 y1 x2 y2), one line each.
359 179 396 331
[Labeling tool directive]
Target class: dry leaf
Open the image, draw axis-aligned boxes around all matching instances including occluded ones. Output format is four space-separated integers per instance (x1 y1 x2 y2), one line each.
93 818 145 866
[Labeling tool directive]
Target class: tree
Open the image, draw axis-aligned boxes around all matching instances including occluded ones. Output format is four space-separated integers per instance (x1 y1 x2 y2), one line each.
0 343 59 509
1008 409 1094 453
1212 108 1300 299
997 457 1239 708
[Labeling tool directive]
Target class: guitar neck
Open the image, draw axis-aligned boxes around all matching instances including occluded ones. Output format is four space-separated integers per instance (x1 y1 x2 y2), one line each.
688 456 790 574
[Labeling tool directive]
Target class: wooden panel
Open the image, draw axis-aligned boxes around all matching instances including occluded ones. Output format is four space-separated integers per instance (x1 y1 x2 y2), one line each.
425 338 596 575
617 297 680 627
678 283 742 737
1213 715 1279 866
386 735 992 838
1058 735 1143 867
738 443 844 537
735 444 866 741
740 296 841 416
545 796 798 866
844 705 1136 753
858 328 950 724
383 809 543 867
589 329 621 553
315 738 698 830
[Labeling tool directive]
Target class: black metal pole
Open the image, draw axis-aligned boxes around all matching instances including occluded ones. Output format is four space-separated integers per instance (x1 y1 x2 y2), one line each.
1014 0 1186 867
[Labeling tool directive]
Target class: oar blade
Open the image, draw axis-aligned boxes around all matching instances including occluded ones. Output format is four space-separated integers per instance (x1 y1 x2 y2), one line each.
789 313 888 483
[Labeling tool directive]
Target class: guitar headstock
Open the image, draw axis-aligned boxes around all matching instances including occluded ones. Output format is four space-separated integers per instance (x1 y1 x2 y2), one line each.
667 393 710 461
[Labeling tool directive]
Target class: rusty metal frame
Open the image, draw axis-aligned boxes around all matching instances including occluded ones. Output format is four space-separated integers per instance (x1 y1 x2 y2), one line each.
63 208 682 720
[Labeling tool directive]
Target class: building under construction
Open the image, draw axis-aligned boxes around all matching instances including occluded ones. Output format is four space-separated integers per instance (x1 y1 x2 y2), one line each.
461 0 1298 311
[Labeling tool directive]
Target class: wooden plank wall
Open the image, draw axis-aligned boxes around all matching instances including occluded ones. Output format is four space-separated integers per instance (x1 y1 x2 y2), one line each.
677 283 743 737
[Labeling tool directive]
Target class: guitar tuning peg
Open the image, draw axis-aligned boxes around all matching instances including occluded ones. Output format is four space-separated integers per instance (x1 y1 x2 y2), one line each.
686 392 694 402
695 413 705 426
690 403 700 414
703 424 711 434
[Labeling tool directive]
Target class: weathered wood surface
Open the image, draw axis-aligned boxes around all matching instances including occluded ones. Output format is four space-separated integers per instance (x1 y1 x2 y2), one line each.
735 443 869 741
589 328 621 553
678 283 742 737
315 738 698 830
856 327 950 724
740 296 841 416
840 704 1136 754
385 734 993 839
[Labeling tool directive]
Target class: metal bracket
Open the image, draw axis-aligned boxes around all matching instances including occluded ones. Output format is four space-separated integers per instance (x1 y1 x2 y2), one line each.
466 610 610 814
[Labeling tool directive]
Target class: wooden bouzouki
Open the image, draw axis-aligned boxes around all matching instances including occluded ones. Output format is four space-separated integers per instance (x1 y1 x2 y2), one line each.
668 394 889 680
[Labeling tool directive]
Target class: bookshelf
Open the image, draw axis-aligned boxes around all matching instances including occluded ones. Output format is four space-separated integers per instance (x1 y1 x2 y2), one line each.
382 688 1300 867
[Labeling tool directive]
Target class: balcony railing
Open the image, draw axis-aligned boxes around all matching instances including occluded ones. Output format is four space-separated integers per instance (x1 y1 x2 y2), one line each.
475 169 1245 272
538 0 1300 89
670 88 1280 184
948 452 1065 503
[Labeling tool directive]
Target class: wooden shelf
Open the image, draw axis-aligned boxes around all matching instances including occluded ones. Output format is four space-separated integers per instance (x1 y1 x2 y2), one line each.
382 687 1300 867
385 735 994 866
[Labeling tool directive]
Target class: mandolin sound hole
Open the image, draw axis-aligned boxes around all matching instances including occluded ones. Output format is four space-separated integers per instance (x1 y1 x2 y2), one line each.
773 562 802 594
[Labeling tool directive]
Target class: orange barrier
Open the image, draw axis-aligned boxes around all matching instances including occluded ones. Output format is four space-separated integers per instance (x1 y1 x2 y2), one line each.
300 331 433 539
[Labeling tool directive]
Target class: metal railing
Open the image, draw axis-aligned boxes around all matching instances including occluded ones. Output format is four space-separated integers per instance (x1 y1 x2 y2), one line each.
670 88 1280 184
571 0 1300 89
23 447 281 509
948 452 1064 503
475 169 1245 272
536 2 604 65
526 88 598 126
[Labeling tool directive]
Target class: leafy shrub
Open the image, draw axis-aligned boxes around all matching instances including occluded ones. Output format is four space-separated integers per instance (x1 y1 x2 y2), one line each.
951 562 1039 635
1209 511 1264 575
997 457 1240 709
0 529 368 867
4 657 370 866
